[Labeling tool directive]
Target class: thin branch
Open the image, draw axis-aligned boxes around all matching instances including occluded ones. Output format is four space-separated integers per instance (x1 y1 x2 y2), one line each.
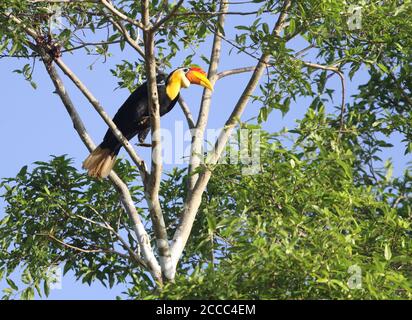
216 66 256 80
302 61 346 133
178 96 195 129
41 233 103 253
173 10 274 17
40 232 132 261
108 17 145 58
152 0 184 32
62 39 123 53
295 43 316 57
81 206 147 268
100 0 145 30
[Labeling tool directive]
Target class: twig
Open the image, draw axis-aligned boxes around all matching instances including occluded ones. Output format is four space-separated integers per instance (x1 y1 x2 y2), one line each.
108 17 145 58
62 40 123 53
100 0 145 30
302 61 346 133
173 10 274 17
216 66 256 80
41 233 103 253
82 206 147 268
178 96 195 129
152 0 184 32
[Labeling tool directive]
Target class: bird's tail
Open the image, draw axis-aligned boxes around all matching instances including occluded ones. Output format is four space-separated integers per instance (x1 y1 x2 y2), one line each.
82 146 116 179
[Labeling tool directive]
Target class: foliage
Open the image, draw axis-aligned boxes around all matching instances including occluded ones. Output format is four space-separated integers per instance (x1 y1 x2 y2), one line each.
0 0 411 299
154 110 412 299
1 111 411 299
0 156 151 299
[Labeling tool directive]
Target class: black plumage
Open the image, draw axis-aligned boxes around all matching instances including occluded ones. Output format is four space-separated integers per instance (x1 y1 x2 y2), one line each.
83 65 212 178
101 74 179 155
82 74 179 178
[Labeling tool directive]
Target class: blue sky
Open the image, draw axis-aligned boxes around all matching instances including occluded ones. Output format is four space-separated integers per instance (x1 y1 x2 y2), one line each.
0 6 410 299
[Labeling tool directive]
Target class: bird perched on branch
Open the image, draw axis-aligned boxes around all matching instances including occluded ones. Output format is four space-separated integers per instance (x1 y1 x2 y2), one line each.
83 66 213 179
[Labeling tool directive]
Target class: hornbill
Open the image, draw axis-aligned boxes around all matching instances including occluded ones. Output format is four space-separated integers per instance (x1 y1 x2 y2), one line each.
83 66 213 178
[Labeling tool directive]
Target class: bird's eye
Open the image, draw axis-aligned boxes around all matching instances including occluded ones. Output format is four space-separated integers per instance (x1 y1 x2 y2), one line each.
183 68 189 73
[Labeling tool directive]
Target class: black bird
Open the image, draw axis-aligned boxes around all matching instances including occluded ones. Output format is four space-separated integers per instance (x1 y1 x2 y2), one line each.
83 66 213 178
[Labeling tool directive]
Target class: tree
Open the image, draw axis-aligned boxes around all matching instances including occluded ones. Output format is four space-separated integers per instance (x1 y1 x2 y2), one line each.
0 0 411 299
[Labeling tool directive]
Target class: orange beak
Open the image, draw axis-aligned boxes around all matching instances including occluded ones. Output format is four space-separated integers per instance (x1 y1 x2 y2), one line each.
186 67 214 91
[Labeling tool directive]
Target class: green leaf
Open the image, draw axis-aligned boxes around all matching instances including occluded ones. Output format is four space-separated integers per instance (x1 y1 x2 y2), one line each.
288 19 296 34
377 63 389 74
6 278 18 291
44 280 50 297
384 244 392 261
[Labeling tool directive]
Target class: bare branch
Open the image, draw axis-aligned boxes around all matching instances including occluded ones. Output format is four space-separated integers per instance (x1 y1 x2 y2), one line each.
173 10 273 17
108 17 145 58
100 0 145 30
62 40 123 53
217 66 256 80
178 96 195 130
74 206 147 268
39 233 133 263
41 233 104 253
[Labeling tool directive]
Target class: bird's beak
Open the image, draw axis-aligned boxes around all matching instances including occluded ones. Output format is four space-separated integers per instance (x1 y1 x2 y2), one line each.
186 68 214 91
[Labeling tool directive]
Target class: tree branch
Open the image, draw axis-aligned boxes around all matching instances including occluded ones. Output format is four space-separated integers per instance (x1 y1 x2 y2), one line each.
170 0 293 271
108 17 145 58
302 61 346 133
74 206 147 268
141 0 173 281
152 0 184 32
178 96 195 130
216 66 256 80
100 0 145 30
187 0 229 191
39 233 133 264
40 233 104 253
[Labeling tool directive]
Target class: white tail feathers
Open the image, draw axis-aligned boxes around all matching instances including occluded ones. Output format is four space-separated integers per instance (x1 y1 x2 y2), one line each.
82 147 116 179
